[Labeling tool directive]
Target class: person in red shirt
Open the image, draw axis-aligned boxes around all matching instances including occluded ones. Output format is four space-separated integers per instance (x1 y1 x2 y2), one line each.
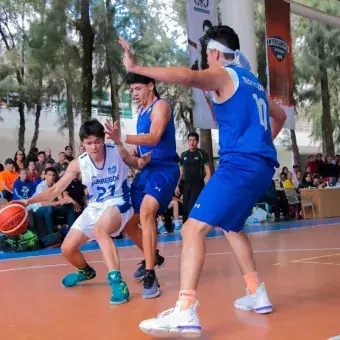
306 155 319 174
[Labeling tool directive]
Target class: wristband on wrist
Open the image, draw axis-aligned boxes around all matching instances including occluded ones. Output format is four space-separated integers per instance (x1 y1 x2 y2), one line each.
121 134 127 143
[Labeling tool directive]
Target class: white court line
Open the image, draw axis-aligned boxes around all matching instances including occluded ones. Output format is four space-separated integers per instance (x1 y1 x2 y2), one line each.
3 248 340 274
291 252 340 263
1 221 339 263
296 261 340 266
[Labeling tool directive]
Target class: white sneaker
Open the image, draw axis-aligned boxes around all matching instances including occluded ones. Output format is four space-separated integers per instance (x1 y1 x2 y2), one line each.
139 301 202 338
234 282 273 314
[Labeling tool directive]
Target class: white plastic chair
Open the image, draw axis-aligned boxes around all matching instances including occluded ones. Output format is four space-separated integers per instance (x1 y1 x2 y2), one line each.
284 188 315 219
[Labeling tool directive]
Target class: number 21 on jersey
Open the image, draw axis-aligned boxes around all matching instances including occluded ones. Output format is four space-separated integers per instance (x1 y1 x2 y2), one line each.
253 94 268 131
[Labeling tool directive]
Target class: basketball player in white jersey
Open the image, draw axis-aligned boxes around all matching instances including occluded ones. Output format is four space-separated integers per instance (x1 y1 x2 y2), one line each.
20 119 151 305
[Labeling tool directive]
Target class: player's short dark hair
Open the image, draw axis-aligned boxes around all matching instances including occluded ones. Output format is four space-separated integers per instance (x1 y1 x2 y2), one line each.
126 73 160 98
65 145 73 151
38 151 46 156
202 20 213 31
45 167 57 176
188 132 199 142
79 119 105 142
206 25 240 52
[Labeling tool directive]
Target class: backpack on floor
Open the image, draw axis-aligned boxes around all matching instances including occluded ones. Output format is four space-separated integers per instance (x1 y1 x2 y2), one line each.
6 230 40 252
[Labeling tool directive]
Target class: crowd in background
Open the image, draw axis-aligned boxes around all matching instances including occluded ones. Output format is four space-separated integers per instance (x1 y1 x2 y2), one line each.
257 153 340 223
2 139 340 250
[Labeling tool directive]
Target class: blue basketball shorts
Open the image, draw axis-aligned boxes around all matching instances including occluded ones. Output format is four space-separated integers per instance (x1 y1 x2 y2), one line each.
189 160 274 232
131 163 180 214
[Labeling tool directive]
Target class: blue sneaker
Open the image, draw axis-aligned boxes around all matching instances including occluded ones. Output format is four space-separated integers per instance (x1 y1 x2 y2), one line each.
133 249 165 280
157 222 168 234
173 221 182 232
142 271 160 299
108 271 130 305
61 266 96 287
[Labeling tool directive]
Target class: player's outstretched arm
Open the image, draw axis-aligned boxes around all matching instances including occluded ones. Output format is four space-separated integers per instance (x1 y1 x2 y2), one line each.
105 101 170 147
117 144 151 170
21 160 80 206
267 96 287 140
119 37 228 92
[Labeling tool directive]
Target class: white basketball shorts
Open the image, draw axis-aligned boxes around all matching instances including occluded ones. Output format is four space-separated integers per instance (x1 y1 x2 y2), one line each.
71 198 134 240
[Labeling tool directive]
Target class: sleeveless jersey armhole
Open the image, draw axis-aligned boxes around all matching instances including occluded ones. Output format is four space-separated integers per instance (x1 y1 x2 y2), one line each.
210 67 240 104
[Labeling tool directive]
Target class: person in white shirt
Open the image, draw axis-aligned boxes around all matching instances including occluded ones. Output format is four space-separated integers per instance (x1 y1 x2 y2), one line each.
19 119 151 305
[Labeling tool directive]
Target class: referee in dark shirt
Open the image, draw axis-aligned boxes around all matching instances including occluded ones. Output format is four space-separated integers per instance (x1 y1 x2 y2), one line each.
176 132 212 223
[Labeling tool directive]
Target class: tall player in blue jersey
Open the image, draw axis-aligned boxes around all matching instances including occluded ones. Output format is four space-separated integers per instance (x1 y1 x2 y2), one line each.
117 25 287 337
105 74 179 299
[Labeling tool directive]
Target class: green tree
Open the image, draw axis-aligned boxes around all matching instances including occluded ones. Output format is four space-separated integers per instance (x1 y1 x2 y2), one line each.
294 0 340 156
0 0 28 150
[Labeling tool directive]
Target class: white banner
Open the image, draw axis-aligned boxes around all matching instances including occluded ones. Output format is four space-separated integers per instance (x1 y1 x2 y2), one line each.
186 0 218 129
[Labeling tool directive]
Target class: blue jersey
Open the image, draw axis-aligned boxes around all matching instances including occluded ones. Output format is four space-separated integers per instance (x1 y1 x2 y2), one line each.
136 98 179 166
212 66 279 168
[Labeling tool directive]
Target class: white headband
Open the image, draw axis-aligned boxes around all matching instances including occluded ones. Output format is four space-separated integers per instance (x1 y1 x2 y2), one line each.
207 39 251 71
207 39 236 55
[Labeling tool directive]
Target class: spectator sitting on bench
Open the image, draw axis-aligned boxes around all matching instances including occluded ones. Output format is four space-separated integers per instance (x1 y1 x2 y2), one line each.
0 159 18 201
13 169 34 200
312 174 327 188
27 161 40 183
283 172 295 189
298 172 315 190
29 167 76 234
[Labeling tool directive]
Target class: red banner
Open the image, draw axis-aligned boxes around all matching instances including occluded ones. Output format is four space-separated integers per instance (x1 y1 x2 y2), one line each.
265 0 295 129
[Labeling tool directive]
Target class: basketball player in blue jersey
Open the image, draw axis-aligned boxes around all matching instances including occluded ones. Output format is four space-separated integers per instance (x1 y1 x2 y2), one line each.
117 25 287 337
105 74 180 299
19 119 152 305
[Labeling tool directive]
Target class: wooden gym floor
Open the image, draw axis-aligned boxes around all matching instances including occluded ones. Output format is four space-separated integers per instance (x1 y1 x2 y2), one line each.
1 219 340 340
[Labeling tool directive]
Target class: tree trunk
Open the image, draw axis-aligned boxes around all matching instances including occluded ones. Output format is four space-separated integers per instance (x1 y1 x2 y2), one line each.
199 129 215 172
318 39 334 156
30 74 43 149
0 25 26 150
189 109 195 132
105 0 120 123
18 102 25 151
110 80 120 123
66 81 75 148
30 103 42 150
290 129 300 168
79 0 94 123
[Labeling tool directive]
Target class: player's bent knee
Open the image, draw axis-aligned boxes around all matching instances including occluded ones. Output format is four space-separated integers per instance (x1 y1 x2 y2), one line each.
182 219 210 238
61 242 76 258
140 210 156 227
93 225 110 240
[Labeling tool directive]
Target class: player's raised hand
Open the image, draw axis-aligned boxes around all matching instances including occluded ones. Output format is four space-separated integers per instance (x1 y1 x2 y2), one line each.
119 37 137 72
104 119 122 143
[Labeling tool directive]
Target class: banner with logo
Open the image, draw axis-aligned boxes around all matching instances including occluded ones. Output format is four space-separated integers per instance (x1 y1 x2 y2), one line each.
186 0 218 129
265 0 295 129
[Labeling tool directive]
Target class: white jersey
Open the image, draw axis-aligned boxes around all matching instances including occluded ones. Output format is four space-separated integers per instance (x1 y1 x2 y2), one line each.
78 144 130 206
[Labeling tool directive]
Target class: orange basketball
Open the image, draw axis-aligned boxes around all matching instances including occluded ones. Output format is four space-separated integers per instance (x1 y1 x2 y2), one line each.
0 203 29 236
